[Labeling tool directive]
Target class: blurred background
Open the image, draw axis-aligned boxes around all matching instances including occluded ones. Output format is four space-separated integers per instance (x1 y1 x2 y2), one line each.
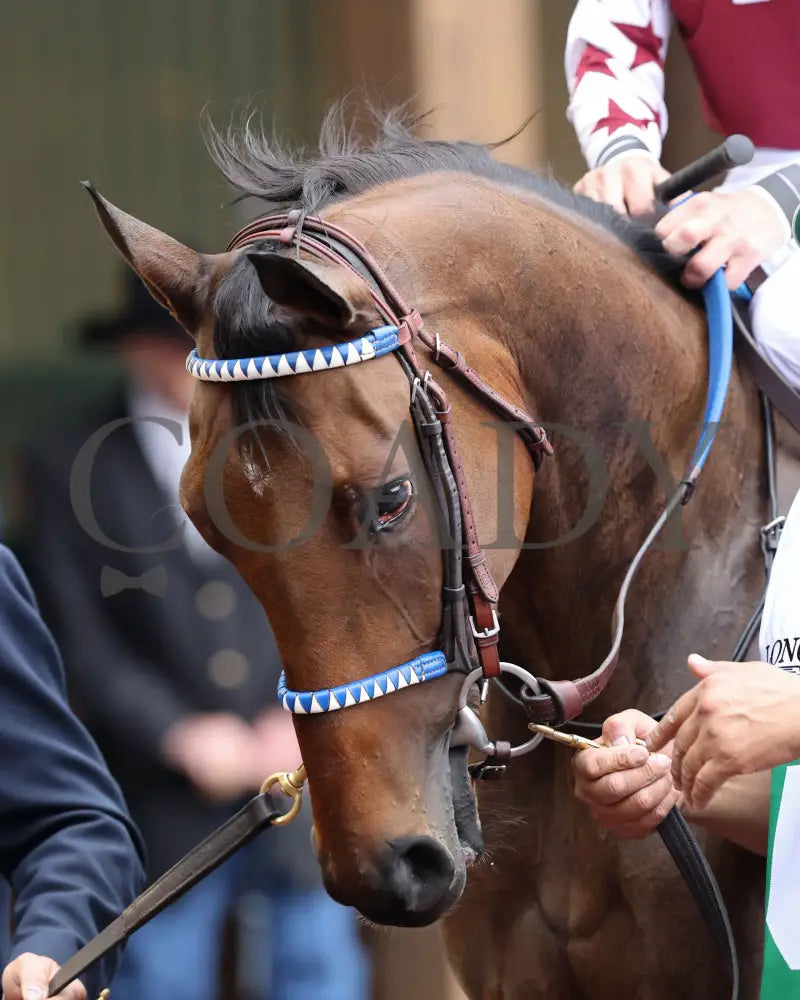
0 3 717 999
0 0 715 527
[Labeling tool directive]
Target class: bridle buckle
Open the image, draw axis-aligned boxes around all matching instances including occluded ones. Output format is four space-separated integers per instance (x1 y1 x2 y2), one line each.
410 370 433 404
760 514 785 557
470 609 500 640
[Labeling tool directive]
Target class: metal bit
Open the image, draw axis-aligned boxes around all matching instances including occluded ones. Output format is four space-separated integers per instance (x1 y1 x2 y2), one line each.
451 706 495 756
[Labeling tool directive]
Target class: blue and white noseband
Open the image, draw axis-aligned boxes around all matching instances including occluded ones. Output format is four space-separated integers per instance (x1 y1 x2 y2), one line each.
277 652 448 714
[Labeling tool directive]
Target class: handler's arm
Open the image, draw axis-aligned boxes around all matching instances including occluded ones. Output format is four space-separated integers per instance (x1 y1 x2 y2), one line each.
684 771 771 857
0 546 145 997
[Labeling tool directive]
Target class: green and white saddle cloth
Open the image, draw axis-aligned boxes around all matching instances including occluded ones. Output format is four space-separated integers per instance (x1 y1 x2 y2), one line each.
761 762 800 997
759 490 800 998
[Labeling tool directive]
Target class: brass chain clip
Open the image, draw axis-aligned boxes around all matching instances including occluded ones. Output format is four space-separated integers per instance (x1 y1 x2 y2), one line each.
260 763 307 826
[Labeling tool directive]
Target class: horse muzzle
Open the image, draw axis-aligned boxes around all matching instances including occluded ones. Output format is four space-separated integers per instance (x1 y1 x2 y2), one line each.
320 834 464 927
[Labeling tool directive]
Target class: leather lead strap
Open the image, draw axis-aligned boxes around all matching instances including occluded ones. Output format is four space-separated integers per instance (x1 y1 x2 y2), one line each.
658 809 739 1000
47 795 281 997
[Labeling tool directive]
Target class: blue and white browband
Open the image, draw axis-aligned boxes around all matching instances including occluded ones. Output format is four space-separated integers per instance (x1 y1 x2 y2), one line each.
186 325 401 382
277 652 447 714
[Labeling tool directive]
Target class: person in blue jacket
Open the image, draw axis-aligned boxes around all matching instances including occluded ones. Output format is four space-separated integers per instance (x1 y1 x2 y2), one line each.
0 545 145 1000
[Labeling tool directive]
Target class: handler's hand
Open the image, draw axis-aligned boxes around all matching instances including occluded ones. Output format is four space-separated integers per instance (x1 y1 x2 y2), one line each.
647 654 800 812
574 155 670 217
2 953 86 1000
572 709 680 838
654 188 787 290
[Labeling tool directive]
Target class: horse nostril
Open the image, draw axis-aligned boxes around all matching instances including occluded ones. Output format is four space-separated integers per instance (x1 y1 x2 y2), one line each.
384 836 455 914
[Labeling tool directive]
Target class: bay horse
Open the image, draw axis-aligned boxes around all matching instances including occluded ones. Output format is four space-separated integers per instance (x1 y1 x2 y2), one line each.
88 111 767 998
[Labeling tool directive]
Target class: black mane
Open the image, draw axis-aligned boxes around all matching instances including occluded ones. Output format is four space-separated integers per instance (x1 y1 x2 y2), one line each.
206 106 684 435
207 105 680 276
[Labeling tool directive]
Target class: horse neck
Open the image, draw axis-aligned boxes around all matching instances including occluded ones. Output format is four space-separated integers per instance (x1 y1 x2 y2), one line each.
483 200 764 710
340 178 762 705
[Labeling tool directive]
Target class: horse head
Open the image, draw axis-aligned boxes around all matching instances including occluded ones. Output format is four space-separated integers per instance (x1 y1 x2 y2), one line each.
85 144 542 925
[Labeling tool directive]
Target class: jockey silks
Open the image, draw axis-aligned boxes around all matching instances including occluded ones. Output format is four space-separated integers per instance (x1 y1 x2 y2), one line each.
566 0 800 169
671 0 800 150
566 0 800 422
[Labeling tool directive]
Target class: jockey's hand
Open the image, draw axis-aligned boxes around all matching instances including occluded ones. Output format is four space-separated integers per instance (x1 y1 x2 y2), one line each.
654 188 787 290
572 709 680 839
647 654 800 812
2 952 86 1000
574 154 670 217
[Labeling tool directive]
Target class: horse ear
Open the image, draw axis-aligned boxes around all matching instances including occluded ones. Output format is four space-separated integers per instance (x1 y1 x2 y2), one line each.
83 182 210 335
246 252 375 329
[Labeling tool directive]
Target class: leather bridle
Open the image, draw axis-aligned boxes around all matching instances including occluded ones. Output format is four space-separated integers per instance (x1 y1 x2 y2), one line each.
56 143 769 999
186 210 735 752
208 210 569 733
196 208 741 998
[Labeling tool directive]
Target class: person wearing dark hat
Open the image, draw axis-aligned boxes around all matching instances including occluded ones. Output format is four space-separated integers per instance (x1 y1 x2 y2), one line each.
17 272 369 1000
78 271 197 417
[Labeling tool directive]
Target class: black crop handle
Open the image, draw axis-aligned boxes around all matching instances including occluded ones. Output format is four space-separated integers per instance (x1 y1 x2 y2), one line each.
654 134 754 203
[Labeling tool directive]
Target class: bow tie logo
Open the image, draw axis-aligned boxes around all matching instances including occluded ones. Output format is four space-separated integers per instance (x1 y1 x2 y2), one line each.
100 565 168 598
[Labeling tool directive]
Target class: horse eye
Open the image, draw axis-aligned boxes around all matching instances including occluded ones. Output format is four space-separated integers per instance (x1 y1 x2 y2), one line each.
372 478 414 532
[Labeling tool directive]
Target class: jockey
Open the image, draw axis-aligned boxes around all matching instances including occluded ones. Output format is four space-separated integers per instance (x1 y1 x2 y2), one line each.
0 547 145 1000
566 0 799 385
566 2 800 991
